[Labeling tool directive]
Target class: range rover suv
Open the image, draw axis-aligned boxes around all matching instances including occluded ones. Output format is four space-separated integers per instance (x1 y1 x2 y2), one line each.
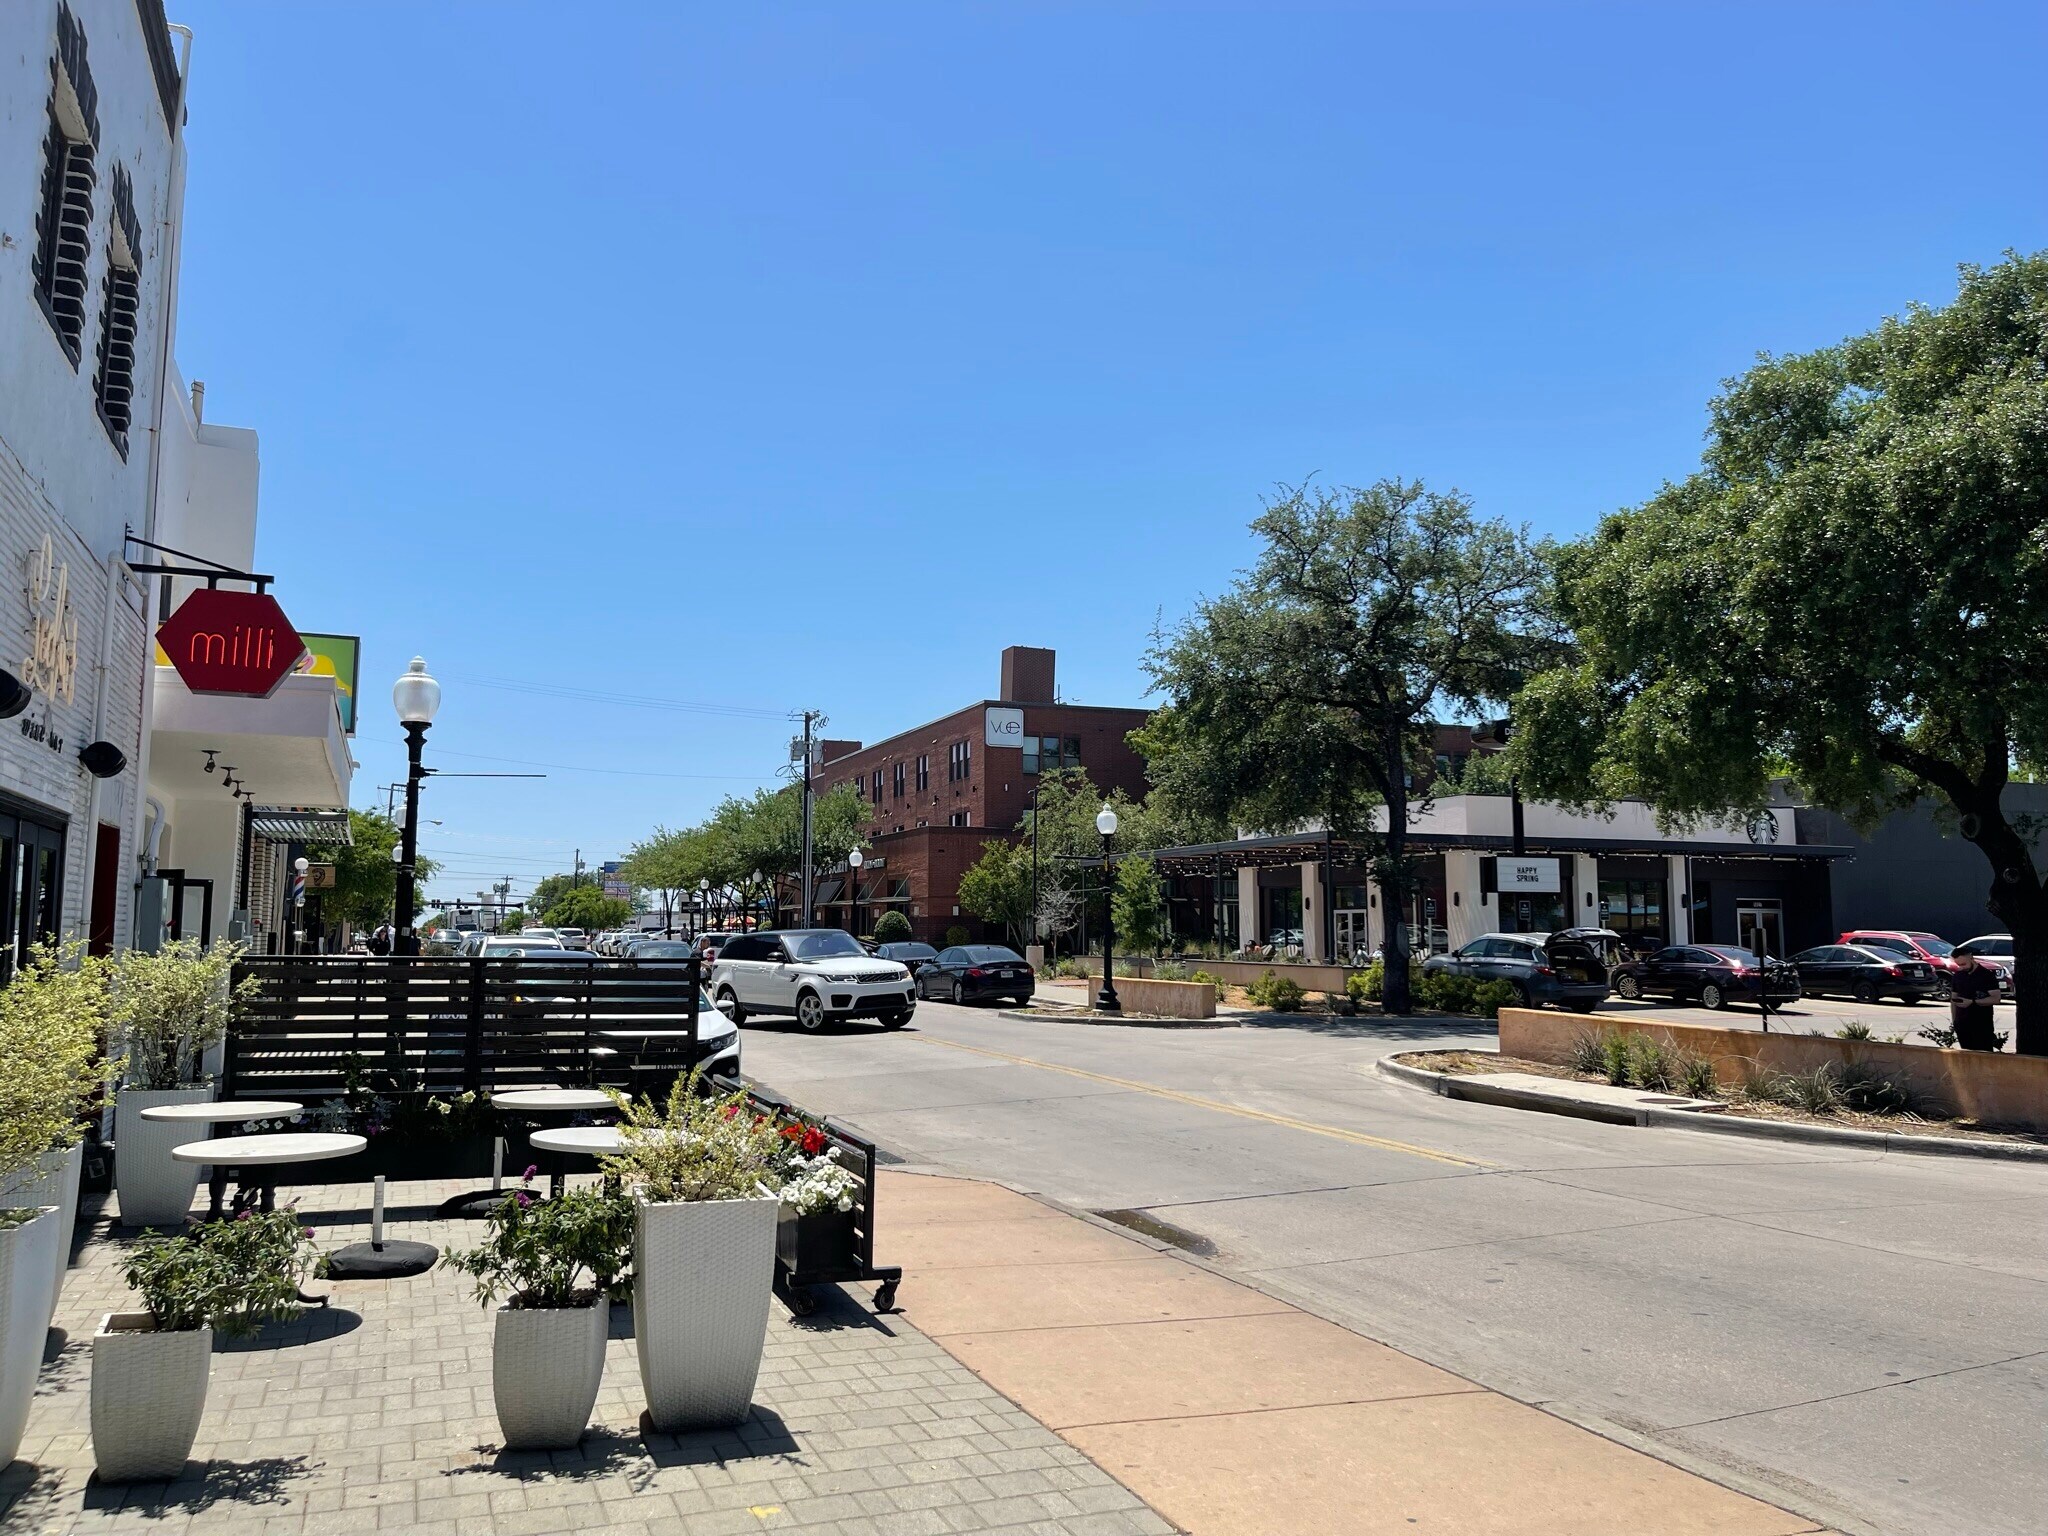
710 929 917 1032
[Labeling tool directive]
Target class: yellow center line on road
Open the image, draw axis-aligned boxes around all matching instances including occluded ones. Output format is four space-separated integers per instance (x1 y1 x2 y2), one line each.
903 1032 1494 1169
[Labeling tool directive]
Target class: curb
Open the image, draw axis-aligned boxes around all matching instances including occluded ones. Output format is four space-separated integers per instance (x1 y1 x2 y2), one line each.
1376 1056 2048 1163
995 1009 1231 1029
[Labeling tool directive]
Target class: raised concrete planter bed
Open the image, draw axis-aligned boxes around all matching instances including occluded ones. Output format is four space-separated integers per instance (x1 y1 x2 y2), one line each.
1099 977 1217 1019
1499 1008 2048 1134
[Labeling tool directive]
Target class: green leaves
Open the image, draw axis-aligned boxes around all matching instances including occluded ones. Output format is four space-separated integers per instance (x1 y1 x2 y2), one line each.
0 944 114 1196
121 1208 317 1336
113 938 260 1092
446 1182 634 1309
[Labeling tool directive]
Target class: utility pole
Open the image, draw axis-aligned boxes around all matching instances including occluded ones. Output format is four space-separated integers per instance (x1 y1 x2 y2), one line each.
797 710 821 928
573 849 584 888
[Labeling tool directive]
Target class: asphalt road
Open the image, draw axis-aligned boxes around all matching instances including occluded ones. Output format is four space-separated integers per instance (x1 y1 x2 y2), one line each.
739 999 2048 1536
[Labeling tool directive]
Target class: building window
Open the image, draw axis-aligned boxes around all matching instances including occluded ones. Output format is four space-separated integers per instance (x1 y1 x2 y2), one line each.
1597 878 1667 950
871 768 882 801
31 112 95 363
892 762 905 799
948 741 971 783
851 776 864 801
915 754 929 792
949 812 969 828
1022 734 1083 775
91 166 142 454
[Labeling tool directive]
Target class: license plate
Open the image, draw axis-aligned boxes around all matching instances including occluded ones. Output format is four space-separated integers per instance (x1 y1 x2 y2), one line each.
1905 964 1925 976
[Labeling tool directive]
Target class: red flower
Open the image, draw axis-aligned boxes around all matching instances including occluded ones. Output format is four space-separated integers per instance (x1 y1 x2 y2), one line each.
800 1127 829 1156
779 1123 804 1142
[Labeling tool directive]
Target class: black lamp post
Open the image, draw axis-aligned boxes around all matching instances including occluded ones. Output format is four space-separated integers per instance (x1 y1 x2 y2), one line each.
391 656 441 956
1095 802 1121 1013
848 847 864 937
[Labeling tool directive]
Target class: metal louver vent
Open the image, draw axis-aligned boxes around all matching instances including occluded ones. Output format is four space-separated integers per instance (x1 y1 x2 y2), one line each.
93 265 140 446
32 111 95 358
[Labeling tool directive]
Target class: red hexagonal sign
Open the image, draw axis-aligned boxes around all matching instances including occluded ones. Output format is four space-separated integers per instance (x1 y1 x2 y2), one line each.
158 589 305 697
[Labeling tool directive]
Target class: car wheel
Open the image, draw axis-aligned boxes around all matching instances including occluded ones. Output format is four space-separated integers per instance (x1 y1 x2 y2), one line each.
795 991 827 1032
879 1010 910 1030
1614 973 1642 1001
1512 982 1532 1008
951 980 965 1005
1701 982 1727 1011
1854 978 1879 1004
716 986 746 1026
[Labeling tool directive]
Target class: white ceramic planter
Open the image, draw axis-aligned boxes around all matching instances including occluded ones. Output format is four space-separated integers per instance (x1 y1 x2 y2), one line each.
0 1207 61 1468
634 1194 779 1430
91 1311 211 1481
491 1296 609 1449
0 1145 82 1319
114 1086 215 1229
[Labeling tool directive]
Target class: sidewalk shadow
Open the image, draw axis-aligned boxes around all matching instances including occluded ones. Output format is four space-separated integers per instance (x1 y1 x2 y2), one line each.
216 1307 363 1352
79 1454 311 1516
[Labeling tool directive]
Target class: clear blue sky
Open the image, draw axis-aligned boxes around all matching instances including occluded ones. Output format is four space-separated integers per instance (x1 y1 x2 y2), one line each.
164 1 2048 906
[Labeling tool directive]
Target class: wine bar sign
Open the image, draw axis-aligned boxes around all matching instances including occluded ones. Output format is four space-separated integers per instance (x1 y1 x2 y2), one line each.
157 589 305 697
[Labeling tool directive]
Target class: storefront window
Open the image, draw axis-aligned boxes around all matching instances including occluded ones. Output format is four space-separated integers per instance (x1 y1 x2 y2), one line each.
1261 885 1303 947
1597 877 1666 950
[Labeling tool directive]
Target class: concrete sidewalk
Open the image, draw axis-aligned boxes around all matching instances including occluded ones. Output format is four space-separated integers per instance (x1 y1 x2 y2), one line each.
881 1171 1832 1536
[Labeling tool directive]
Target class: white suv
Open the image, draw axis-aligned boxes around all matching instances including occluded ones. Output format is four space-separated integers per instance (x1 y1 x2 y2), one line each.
711 929 916 1032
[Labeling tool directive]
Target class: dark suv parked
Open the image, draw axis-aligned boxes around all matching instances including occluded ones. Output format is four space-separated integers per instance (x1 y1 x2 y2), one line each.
1421 931 1611 1009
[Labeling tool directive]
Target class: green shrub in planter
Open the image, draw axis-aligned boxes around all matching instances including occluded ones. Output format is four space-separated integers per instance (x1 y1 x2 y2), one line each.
944 925 970 947
1473 979 1519 1018
870 910 913 945
1246 971 1308 1011
1418 970 1478 1013
1347 964 1381 1003
1189 970 1222 986
447 1180 635 1308
122 1208 317 1336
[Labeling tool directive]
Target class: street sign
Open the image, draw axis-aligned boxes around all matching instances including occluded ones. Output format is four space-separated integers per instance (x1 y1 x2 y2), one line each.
157 590 304 697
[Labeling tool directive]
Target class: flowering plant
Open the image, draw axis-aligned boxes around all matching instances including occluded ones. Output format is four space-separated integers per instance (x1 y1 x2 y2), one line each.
602 1068 790 1204
445 1172 634 1308
121 1207 318 1336
781 1154 861 1216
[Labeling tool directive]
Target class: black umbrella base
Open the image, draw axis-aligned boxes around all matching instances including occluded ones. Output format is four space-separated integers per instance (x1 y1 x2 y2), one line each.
325 1239 439 1279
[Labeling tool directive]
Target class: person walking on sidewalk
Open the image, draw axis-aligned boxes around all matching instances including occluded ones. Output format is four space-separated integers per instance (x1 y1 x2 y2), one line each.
1948 949 2001 1049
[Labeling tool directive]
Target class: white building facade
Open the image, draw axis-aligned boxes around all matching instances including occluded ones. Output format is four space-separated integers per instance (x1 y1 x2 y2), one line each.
0 1 188 965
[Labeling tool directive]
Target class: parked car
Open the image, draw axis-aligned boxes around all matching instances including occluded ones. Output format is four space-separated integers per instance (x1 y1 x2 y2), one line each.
1421 931 1611 1009
624 939 696 961
1838 930 1971 994
709 929 916 1032
1610 944 1801 1010
1953 934 2017 995
914 945 1036 1006
875 941 938 973
1789 944 1941 1003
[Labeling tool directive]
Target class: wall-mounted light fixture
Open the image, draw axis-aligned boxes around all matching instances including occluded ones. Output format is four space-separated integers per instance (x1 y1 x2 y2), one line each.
78 741 127 778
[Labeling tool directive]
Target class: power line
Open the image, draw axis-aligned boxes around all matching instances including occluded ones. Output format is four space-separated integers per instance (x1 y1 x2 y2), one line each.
373 742 762 782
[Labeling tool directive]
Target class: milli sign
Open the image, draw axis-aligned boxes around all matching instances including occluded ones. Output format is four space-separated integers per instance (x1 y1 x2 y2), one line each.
983 706 1025 748
1500 857 1561 893
156 589 305 697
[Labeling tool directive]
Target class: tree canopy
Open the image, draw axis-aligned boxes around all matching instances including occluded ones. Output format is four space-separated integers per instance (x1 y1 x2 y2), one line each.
331 810 439 931
543 886 634 933
1512 252 2048 1052
1145 479 1551 1010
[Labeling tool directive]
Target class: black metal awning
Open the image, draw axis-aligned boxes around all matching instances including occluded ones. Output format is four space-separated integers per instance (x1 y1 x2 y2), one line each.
251 807 353 846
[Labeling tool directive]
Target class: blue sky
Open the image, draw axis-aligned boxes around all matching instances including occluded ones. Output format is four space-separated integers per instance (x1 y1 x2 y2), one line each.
163 0 2048 907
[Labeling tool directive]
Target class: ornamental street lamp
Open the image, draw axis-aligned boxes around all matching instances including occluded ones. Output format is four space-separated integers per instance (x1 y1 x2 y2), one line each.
391 656 441 956
697 877 710 935
293 856 310 955
1095 803 1121 1013
848 847 864 937
751 869 763 930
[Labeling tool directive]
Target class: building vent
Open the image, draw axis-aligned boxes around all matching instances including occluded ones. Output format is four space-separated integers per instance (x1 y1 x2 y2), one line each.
32 110 96 359
93 263 140 447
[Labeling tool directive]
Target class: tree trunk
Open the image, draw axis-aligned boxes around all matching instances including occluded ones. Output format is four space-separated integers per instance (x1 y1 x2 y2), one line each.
2002 896 2048 1057
1380 745 1413 1016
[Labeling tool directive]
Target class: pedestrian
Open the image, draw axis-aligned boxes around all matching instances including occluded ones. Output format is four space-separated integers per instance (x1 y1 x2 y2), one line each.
367 924 391 957
1947 949 2000 1050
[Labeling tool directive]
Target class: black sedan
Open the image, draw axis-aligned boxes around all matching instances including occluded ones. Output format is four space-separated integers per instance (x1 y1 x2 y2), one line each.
876 941 939 973
1790 944 1940 1003
1610 944 1801 1010
915 945 1036 1006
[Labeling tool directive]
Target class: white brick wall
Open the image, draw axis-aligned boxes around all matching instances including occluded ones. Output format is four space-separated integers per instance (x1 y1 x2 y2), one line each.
0 433 149 949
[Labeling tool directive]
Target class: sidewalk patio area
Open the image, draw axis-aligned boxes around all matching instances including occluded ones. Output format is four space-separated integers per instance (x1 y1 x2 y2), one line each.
0 1176 1171 1536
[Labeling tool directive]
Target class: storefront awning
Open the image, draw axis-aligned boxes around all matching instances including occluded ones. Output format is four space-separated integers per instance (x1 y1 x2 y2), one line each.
251 807 353 845
150 669 351 809
1132 827 1854 875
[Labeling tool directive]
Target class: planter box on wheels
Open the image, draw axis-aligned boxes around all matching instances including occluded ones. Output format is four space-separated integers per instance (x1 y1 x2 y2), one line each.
115 1087 215 1228
634 1194 778 1430
90 1311 211 1481
0 1207 61 1467
491 1297 609 1450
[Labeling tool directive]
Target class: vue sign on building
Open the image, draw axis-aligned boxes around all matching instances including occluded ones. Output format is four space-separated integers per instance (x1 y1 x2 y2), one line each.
157 590 305 697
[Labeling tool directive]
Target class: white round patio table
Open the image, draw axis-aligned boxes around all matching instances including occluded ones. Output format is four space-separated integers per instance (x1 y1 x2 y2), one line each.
171 1132 366 1216
496 1089 618 1196
141 1102 305 1219
529 1125 627 1157
493 1088 617 1112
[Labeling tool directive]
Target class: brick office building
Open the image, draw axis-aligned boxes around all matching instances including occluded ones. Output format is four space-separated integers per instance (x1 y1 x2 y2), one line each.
788 647 1151 943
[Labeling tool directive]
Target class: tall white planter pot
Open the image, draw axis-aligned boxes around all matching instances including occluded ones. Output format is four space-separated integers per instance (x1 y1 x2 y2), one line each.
634 1194 779 1430
0 1207 61 1468
0 1146 82 1319
491 1296 609 1449
90 1312 211 1481
115 1087 215 1229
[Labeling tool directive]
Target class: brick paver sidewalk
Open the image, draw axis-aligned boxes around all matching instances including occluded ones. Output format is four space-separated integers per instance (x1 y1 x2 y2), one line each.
1 1177 1173 1536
